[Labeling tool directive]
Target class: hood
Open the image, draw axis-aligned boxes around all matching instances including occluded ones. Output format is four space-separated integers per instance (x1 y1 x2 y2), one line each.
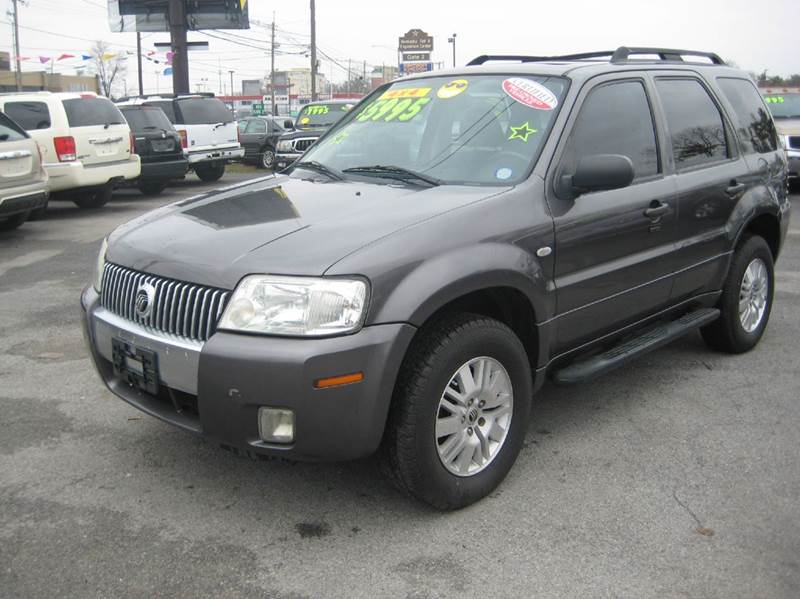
107 174 509 290
774 118 800 136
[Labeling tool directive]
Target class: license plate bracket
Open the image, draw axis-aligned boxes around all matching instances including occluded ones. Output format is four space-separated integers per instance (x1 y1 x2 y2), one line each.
112 338 159 395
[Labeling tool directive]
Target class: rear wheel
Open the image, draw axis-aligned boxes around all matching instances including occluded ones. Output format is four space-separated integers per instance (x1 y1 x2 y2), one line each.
0 212 29 231
380 312 532 510
701 235 774 353
73 183 113 209
138 180 168 195
195 163 225 182
260 147 276 169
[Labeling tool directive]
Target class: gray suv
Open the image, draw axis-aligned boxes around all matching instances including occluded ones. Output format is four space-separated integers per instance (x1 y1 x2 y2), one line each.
82 47 790 509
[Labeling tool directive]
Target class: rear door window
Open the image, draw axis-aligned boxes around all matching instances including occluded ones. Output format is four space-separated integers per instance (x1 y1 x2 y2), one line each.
561 80 660 180
63 97 126 128
717 78 778 154
120 106 174 131
0 112 29 141
655 79 730 170
246 119 267 133
4 101 51 130
175 98 233 125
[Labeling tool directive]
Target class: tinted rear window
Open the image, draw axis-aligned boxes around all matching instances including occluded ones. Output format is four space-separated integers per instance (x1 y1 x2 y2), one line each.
120 106 174 132
0 112 29 141
717 78 778 154
656 79 729 170
144 100 177 123
63 97 126 127
4 101 51 130
175 98 233 125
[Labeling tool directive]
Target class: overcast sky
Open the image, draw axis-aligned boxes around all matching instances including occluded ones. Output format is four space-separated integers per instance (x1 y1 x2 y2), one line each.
3 0 798 95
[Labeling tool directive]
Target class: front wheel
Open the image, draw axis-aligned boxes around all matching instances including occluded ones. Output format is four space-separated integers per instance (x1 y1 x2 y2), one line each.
73 184 113 209
195 163 225 182
701 235 774 353
380 313 532 510
260 147 275 169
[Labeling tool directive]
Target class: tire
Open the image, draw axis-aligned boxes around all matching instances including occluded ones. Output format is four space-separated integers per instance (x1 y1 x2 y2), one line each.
701 235 774 353
0 212 29 231
73 184 113 209
260 147 276 169
28 200 48 221
138 180 168 195
380 312 532 510
195 163 225 182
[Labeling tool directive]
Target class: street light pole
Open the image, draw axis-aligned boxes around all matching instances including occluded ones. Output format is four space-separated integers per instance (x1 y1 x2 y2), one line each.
447 33 457 68
11 0 22 91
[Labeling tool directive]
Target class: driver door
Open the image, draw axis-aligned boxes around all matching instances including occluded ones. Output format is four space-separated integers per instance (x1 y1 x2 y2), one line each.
546 75 678 353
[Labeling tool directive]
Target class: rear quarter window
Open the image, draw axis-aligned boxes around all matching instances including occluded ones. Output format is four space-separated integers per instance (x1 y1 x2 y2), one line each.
175 98 233 125
144 100 177 123
717 78 778 154
63 97 126 128
0 112 29 141
3 101 51 130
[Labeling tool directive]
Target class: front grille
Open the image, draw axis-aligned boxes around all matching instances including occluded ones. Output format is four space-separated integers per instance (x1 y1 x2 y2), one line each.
294 138 316 152
100 263 230 342
788 136 800 150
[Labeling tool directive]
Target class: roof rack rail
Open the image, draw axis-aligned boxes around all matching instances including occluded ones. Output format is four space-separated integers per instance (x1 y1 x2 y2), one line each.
116 92 216 102
467 46 725 67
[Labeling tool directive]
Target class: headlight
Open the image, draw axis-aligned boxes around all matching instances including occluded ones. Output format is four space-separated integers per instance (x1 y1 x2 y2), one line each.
218 275 368 336
92 238 108 292
277 140 294 152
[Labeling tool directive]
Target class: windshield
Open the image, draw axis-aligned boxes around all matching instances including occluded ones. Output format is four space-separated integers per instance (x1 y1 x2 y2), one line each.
763 93 800 119
296 103 353 128
121 106 174 131
298 75 568 185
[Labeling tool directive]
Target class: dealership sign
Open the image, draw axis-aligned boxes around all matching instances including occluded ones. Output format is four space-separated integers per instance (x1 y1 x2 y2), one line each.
398 29 433 53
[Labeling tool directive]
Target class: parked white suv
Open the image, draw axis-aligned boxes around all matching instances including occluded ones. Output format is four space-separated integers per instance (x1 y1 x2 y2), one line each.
120 94 244 182
0 92 140 210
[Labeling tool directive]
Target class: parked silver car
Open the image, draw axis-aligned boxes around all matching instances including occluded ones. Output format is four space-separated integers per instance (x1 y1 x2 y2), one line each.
0 111 48 230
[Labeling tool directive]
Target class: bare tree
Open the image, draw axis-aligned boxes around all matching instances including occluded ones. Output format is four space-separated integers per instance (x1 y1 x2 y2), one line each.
90 40 127 98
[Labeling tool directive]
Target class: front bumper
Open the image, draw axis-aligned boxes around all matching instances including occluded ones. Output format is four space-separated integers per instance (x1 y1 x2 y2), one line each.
81 286 416 461
275 152 302 170
44 156 141 192
786 150 800 179
186 146 245 165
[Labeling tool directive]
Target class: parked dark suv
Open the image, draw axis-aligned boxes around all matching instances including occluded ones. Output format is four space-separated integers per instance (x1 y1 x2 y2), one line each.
118 103 188 195
82 47 789 509
274 99 356 169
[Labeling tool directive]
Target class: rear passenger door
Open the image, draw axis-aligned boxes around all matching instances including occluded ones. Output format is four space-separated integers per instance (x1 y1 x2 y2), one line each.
650 76 751 302
547 75 678 353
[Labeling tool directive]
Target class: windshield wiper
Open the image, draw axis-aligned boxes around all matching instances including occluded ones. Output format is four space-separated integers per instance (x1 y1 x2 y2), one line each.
293 160 344 181
342 165 441 187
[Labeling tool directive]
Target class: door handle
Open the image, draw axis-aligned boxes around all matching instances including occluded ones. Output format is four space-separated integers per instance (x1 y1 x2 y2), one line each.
644 201 670 219
726 182 747 196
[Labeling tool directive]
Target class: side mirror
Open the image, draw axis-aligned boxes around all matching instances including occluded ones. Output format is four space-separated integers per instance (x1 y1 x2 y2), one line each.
284 119 294 130
558 154 635 199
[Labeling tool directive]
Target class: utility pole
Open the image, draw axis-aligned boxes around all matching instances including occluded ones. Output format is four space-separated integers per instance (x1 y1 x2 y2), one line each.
218 57 222 94
347 58 351 95
270 14 276 115
448 33 457 68
168 0 189 94
136 31 144 96
11 0 22 91
229 70 235 97
309 0 317 101
362 59 366 92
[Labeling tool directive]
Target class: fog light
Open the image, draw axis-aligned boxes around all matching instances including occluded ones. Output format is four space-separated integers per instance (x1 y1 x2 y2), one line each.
258 407 294 444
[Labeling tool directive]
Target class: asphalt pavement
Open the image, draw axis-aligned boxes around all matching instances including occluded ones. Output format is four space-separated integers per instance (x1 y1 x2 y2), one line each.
1 172 798 598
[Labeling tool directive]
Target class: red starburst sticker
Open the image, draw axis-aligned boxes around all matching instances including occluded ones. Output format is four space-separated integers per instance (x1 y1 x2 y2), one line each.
502 78 558 110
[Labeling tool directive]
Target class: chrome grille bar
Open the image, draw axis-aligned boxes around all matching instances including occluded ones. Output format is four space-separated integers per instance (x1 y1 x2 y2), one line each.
99 263 229 343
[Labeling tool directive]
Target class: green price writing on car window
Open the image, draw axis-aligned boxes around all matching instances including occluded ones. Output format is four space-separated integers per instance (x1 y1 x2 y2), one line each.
355 97 431 123
765 96 785 104
303 105 330 115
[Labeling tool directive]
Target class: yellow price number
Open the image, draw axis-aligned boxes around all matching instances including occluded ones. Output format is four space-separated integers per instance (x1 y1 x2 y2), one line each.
765 96 785 104
356 97 431 123
303 105 330 116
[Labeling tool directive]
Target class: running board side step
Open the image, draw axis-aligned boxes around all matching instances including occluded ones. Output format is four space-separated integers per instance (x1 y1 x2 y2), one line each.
552 308 720 386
